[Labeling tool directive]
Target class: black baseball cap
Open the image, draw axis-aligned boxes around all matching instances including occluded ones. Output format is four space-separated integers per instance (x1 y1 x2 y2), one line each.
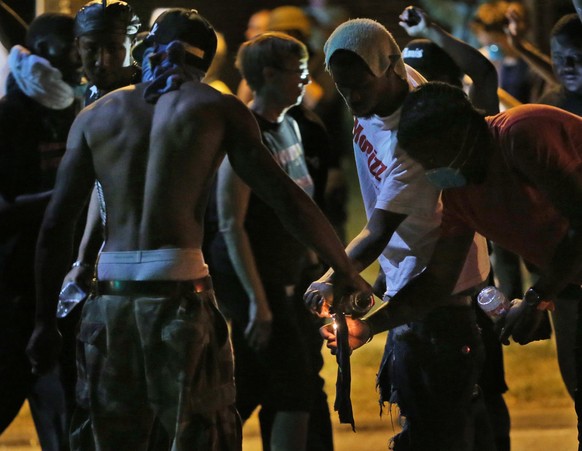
143 8 217 72
74 0 141 37
402 39 463 88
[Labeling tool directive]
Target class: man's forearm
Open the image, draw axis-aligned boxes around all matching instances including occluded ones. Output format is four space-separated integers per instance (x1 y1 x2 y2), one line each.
221 226 268 308
363 270 451 334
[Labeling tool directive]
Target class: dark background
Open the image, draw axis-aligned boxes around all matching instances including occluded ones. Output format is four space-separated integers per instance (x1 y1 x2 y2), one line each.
2 0 577 91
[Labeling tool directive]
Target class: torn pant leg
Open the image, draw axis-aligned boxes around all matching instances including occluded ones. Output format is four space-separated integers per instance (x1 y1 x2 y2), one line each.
387 305 489 451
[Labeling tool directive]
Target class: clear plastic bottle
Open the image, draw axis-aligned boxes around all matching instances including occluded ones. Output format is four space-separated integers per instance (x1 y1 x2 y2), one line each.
477 286 511 322
56 282 87 318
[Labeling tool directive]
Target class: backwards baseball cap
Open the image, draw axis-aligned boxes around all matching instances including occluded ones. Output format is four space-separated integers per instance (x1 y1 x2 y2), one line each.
143 8 217 73
402 39 463 87
324 18 407 80
74 0 140 37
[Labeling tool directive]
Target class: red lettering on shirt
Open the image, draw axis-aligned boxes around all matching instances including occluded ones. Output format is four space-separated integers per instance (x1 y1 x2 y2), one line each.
353 118 387 181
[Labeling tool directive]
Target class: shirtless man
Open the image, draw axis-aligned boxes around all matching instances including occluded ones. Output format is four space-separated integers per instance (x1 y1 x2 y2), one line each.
26 8 369 450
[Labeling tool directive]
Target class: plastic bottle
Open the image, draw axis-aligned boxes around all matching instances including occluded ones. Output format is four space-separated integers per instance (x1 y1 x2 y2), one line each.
477 286 510 321
56 282 87 318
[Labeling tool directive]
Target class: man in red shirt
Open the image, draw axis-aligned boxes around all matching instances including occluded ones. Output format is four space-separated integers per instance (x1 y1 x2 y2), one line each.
322 81 582 446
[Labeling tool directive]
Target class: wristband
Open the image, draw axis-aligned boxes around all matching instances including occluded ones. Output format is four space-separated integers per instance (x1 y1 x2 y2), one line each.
71 260 92 269
524 287 555 312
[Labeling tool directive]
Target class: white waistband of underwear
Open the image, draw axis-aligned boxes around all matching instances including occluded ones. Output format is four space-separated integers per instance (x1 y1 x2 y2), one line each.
97 248 209 281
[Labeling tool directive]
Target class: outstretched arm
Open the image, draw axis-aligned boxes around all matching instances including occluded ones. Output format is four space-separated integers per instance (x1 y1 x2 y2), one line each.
320 230 475 352
364 230 474 334
304 208 405 313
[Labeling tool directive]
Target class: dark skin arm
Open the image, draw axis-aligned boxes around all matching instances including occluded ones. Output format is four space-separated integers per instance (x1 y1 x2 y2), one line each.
304 207 406 314
321 230 475 352
399 6 500 115
501 225 582 345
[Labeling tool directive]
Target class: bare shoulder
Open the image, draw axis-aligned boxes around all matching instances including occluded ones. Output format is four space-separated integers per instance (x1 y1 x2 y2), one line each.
82 85 142 118
173 82 244 114
158 82 260 141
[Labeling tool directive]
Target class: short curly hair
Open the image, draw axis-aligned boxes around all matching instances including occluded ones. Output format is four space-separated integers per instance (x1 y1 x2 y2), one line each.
397 82 487 162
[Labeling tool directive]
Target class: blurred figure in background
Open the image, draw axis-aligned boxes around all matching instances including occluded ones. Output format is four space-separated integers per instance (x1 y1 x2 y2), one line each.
469 3 534 370
0 1 27 95
203 31 232 94
0 12 82 451
470 1 537 104
236 9 271 102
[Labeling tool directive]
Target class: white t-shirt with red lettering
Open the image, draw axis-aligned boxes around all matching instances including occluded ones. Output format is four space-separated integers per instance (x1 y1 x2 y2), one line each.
353 65 489 297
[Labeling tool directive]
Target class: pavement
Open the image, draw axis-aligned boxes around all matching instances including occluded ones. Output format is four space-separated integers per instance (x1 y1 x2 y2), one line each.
0 403 577 450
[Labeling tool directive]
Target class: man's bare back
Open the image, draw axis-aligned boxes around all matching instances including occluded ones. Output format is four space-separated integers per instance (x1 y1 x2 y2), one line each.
29 75 370 370
75 80 229 251
26 9 370 448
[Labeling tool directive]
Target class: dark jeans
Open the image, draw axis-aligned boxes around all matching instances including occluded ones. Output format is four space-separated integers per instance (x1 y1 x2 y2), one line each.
378 305 493 451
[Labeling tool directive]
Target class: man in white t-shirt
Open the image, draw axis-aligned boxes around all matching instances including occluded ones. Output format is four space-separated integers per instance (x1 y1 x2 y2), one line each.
304 19 491 450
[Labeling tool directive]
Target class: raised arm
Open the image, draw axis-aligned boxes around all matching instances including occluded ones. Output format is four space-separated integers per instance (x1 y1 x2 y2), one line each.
399 6 500 115
217 157 272 349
